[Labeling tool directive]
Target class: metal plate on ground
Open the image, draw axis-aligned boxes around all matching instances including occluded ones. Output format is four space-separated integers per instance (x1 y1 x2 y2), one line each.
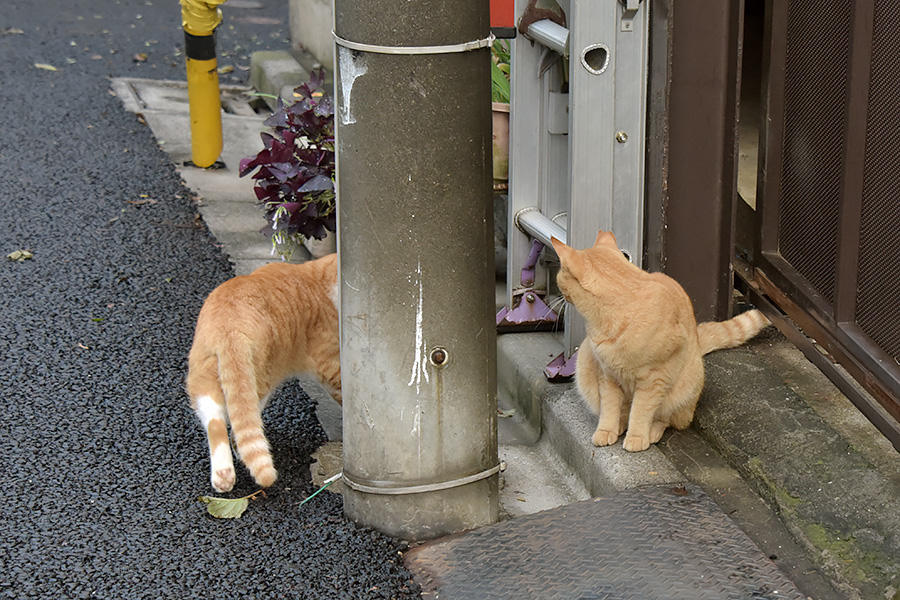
405 484 805 600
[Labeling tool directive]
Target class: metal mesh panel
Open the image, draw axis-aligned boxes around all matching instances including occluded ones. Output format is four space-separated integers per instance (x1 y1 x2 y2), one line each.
776 0 851 304
856 1 900 363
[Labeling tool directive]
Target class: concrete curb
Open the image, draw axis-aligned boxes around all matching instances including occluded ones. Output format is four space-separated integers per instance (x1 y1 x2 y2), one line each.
497 332 683 497
249 50 310 108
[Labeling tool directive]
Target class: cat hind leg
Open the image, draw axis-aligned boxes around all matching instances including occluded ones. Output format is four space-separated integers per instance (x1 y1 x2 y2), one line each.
191 392 235 492
198 395 237 492
187 359 236 492
649 420 668 444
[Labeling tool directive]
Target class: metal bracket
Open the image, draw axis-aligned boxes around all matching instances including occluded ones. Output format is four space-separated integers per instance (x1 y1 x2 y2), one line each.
497 239 561 333
618 0 642 32
544 348 578 382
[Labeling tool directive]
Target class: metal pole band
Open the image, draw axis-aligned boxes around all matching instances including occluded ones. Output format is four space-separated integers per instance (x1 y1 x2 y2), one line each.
333 31 495 55
342 462 504 496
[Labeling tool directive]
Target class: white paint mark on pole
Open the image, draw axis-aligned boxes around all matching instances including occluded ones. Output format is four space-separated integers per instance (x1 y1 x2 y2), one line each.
338 46 367 125
407 260 429 393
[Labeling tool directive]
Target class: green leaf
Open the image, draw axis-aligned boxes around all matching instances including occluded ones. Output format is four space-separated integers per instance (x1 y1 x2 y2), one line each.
491 61 511 104
198 496 249 519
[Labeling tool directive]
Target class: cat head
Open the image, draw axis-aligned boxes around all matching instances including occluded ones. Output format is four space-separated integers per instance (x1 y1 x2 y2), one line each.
550 230 630 306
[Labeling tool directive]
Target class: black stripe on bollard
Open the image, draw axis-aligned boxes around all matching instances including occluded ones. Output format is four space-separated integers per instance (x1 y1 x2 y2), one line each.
184 30 217 61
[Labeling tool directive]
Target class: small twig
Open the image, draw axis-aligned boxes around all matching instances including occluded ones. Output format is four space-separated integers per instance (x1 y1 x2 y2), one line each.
297 473 341 508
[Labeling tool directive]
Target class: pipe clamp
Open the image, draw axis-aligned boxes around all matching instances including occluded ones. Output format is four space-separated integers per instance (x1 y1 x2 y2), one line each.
342 462 504 495
333 31 495 55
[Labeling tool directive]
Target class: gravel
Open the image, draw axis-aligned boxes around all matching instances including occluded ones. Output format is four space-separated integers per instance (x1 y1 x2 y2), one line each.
0 1 420 597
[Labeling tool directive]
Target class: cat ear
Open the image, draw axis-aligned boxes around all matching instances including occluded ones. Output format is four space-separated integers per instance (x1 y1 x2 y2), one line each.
550 237 571 263
593 230 618 248
551 237 585 278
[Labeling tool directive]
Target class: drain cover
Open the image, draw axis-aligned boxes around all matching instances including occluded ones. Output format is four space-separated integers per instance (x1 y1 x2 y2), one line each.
405 484 805 600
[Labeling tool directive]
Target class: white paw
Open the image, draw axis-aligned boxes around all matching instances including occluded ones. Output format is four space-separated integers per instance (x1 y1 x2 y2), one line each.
211 467 236 492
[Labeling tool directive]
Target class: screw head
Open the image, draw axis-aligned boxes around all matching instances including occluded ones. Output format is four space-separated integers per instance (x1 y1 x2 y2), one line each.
429 347 448 367
525 293 536 303
615 131 628 143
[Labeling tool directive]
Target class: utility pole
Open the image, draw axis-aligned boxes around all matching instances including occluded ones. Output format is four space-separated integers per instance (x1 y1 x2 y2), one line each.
334 0 499 539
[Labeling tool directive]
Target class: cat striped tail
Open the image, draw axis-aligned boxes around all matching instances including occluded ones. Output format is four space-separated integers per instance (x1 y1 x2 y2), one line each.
697 309 770 355
214 340 278 489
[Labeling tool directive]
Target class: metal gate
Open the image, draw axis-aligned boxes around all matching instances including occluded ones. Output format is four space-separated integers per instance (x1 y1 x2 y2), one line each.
746 0 900 448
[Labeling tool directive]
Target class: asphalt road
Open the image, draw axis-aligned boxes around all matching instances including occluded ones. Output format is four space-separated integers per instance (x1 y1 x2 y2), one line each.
0 1 419 598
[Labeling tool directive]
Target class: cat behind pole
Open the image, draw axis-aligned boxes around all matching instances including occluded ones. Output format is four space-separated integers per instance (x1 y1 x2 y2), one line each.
186 254 340 492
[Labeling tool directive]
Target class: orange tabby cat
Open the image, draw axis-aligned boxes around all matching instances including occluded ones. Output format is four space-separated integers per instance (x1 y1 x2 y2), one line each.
186 253 340 492
551 231 769 452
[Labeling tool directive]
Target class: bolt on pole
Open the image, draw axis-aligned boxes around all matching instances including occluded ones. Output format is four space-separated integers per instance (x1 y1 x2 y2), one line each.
334 1 499 540
180 0 226 168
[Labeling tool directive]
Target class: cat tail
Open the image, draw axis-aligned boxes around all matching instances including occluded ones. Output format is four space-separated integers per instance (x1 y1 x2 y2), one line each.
697 309 770 355
216 340 278 488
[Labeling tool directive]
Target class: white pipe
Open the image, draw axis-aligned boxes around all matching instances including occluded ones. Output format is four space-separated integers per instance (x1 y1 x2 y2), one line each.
515 207 567 247
527 19 569 56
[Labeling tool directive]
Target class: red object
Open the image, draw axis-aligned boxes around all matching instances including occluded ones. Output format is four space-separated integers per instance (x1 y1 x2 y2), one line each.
490 0 515 29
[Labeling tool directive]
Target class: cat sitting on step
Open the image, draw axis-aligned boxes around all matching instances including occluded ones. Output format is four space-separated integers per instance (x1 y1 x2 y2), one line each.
551 232 769 452
186 253 340 492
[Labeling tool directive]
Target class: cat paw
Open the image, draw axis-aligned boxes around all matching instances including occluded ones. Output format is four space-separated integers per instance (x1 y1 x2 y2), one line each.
211 467 236 492
650 421 667 444
592 429 619 447
622 435 651 452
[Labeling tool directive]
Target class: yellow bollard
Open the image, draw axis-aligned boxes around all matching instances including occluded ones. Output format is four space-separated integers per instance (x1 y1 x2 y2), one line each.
180 0 228 168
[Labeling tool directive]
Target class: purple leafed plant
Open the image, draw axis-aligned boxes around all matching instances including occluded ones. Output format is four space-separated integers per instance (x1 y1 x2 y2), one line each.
239 68 335 258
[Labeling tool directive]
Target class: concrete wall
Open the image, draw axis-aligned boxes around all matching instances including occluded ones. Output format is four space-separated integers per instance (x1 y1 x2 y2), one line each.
289 0 334 68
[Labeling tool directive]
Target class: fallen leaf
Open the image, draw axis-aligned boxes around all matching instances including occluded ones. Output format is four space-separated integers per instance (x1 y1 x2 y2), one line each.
76 343 90 350
198 489 264 519
2 27 25 35
7 250 34 262
217 65 234 74
498 407 516 418
34 63 57 71
199 496 248 519
133 53 148 63
127 198 157 205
